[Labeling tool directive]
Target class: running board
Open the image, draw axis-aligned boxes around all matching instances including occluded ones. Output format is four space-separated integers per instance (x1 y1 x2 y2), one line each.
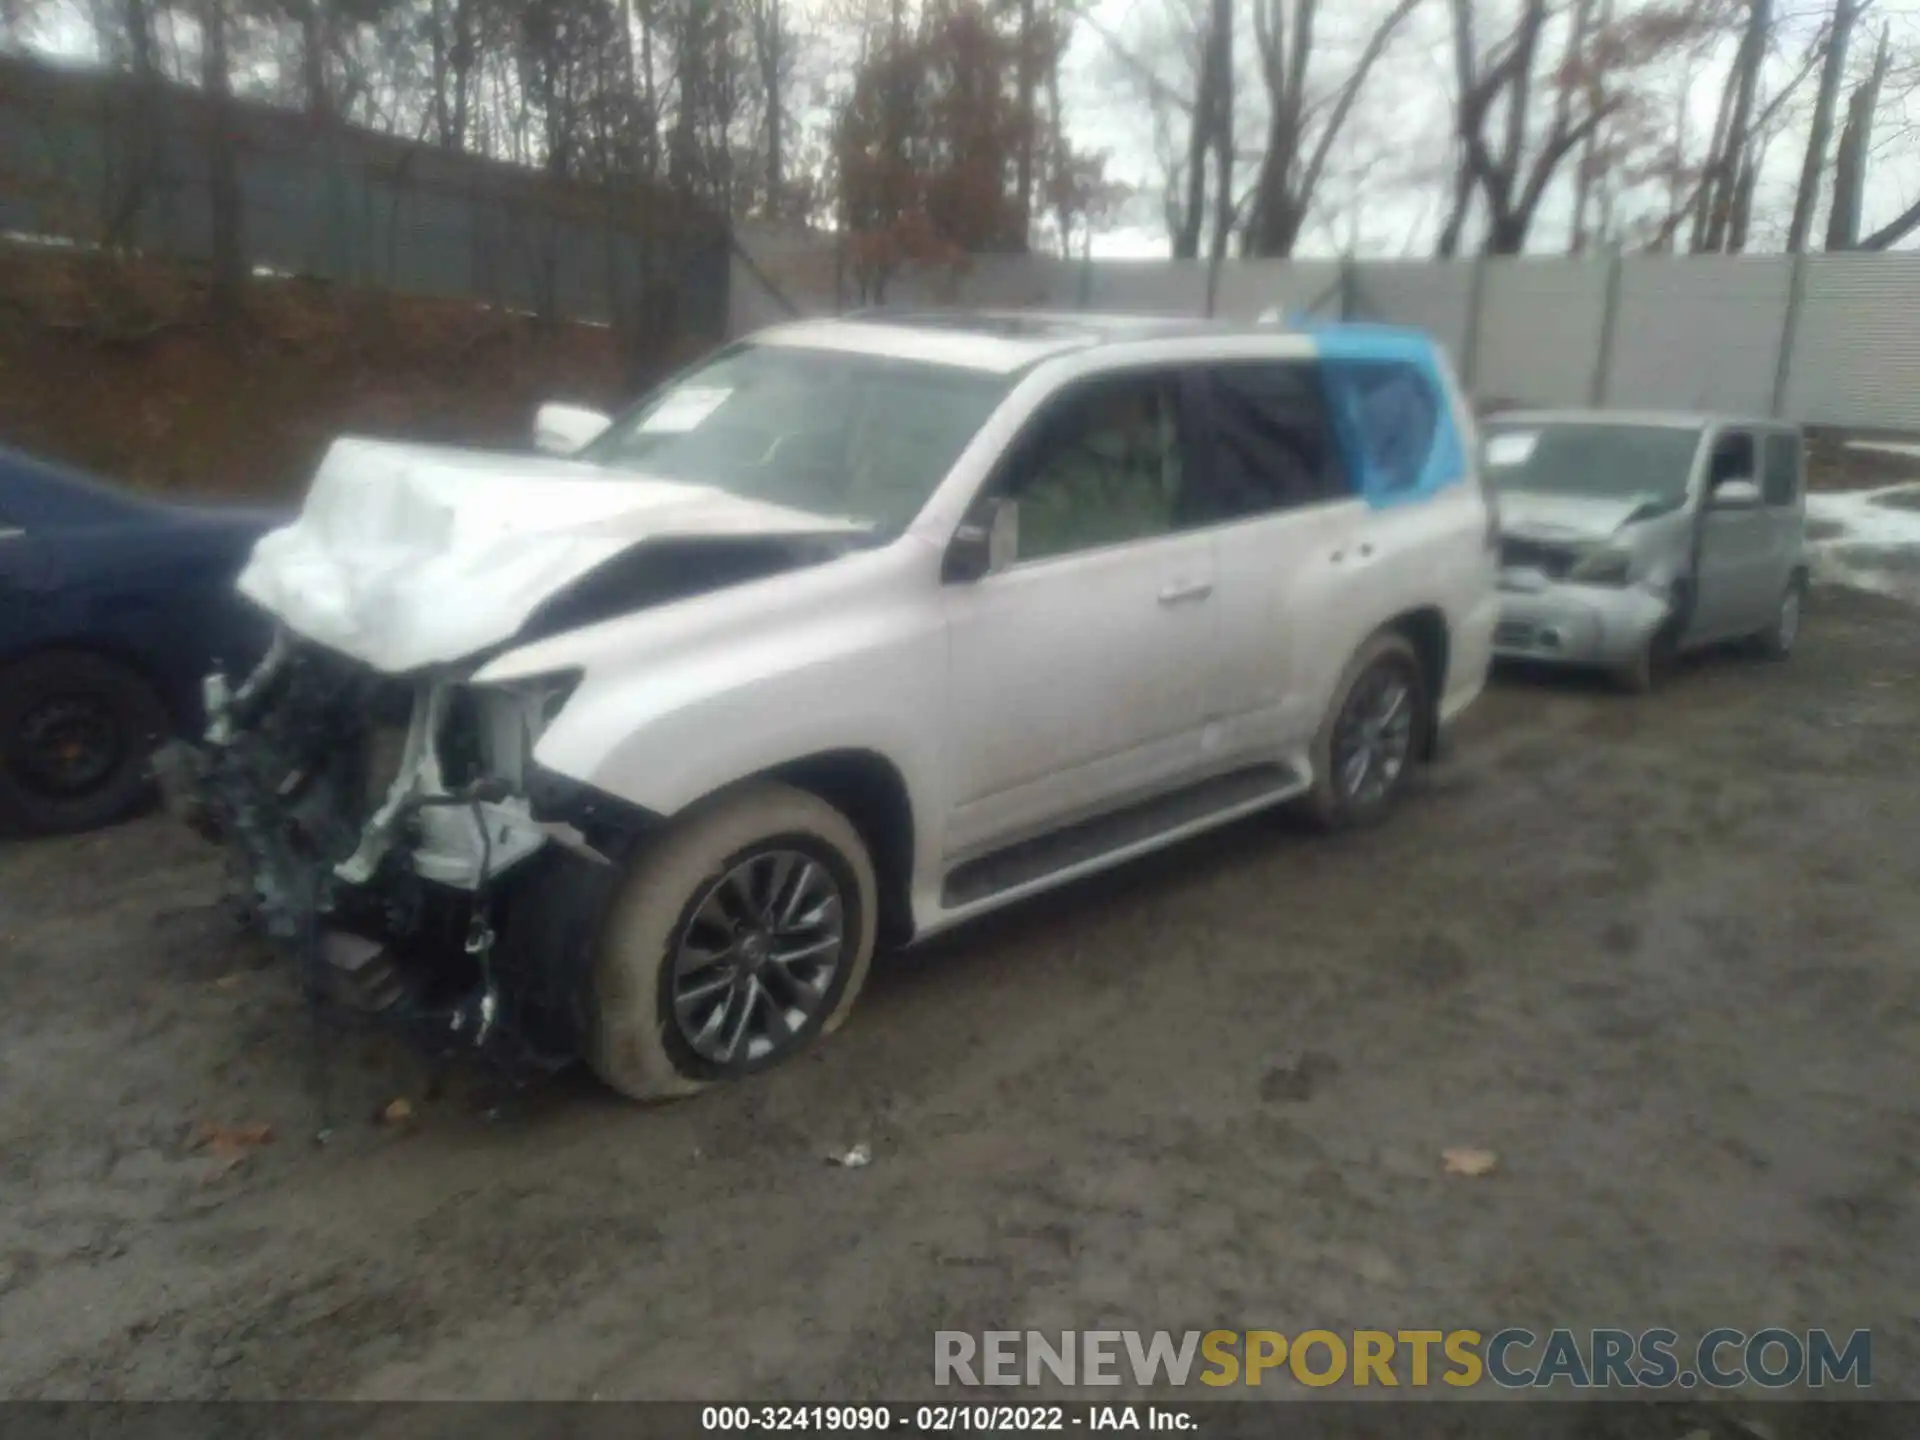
941 763 1307 909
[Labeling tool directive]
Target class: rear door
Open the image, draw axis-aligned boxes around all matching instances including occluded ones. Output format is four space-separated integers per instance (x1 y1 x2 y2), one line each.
1193 360 1367 761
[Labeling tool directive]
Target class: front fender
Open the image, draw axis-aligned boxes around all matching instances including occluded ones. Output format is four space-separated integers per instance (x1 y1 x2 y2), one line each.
533 621 945 818
488 541 951 820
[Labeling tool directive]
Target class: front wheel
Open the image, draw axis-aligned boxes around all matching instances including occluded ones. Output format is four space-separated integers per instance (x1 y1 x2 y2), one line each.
0 650 170 836
1305 631 1428 831
588 781 878 1101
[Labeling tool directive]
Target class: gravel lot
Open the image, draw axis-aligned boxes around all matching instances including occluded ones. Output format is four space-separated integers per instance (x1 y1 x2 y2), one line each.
3 586 1917 1402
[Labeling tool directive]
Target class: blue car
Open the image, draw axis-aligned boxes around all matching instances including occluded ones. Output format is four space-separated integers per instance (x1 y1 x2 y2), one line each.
0 446 278 835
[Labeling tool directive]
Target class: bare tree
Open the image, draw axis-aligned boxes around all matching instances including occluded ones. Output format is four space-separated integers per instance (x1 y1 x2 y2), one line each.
744 0 792 214
1240 0 1421 258
1695 0 1770 252
1439 0 1620 255
1786 0 1854 251
199 0 246 328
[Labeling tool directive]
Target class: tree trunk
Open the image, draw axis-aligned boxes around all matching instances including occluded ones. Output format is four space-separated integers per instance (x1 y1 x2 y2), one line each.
766 3 784 216
1702 0 1770 253
1014 0 1035 247
1786 0 1853 252
1835 27 1894 248
301 0 330 118
1435 162 1471 256
1568 0 1612 253
1207 0 1234 261
200 0 245 333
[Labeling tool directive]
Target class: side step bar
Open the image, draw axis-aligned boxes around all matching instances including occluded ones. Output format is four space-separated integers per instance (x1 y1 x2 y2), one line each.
941 763 1307 909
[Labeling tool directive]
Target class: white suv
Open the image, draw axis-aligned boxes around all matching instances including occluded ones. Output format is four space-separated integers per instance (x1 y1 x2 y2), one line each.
165 312 1497 1099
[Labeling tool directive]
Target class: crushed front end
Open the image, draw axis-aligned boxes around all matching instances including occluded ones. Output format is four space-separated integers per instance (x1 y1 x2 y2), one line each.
156 631 636 1069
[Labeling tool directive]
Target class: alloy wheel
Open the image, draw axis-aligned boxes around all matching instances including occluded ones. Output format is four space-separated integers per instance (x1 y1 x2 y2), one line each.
670 847 847 1066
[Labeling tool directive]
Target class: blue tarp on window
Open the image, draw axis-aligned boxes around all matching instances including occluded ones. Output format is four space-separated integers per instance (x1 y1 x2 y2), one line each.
1306 325 1467 508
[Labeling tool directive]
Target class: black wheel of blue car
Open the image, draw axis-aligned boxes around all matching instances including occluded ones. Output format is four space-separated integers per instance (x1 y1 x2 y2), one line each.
0 650 169 836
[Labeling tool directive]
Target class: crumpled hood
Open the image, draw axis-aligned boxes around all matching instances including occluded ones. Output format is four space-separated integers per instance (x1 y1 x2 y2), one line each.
237 436 863 673
1498 490 1670 543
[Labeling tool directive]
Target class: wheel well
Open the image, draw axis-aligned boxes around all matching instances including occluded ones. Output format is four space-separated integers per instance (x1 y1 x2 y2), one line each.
1386 607 1449 761
765 749 916 948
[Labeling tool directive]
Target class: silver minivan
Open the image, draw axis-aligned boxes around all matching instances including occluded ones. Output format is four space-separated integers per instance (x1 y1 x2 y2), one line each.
1484 410 1807 690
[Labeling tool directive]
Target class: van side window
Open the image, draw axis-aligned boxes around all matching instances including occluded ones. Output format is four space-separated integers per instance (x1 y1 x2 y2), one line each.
1762 433 1802 506
1708 431 1756 488
1192 363 1348 524
1322 360 1442 499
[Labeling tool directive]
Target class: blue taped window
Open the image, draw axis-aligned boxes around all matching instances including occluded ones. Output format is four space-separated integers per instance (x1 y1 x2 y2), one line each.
1325 359 1441 499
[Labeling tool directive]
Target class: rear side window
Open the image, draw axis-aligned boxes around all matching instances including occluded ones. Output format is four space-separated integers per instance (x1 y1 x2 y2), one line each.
1192 362 1348 523
1322 359 1445 501
1763 433 1802 506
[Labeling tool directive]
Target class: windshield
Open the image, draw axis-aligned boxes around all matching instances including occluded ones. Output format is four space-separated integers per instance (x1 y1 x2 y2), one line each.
581 343 1015 533
1483 422 1702 505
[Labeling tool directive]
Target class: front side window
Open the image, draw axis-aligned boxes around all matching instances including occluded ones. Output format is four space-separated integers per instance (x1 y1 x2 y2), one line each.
1000 372 1187 562
1483 422 1702 508
582 344 1015 534
1763 433 1802 506
1709 430 1758 489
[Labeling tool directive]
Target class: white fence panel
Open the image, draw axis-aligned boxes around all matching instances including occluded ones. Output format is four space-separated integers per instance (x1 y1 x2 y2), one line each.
1474 259 1612 406
1351 262 1475 366
1212 260 1343 320
1785 255 1920 432
1604 258 1791 414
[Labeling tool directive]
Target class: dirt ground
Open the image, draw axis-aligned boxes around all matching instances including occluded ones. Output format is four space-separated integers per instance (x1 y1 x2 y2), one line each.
2 586 1918 1403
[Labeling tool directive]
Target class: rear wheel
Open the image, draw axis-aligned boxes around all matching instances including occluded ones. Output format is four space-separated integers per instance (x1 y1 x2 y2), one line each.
1305 632 1428 830
0 650 169 836
1755 573 1806 661
588 781 878 1101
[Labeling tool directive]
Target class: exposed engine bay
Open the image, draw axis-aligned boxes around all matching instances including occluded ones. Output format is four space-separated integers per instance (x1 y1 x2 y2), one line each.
157 628 618 1067
155 541 858 1072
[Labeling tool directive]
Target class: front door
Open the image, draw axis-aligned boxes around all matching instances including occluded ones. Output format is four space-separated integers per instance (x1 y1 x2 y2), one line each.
1689 427 1780 643
941 368 1217 862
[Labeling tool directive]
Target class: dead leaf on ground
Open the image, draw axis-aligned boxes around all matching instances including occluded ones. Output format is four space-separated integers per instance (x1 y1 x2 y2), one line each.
1441 1146 1498 1177
190 1121 275 1160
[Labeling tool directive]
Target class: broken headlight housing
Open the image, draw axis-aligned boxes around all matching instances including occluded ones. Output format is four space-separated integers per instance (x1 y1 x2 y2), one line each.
1567 545 1633 587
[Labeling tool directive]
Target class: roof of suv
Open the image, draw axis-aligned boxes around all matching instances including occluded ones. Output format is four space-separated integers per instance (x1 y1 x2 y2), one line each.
751 311 1434 375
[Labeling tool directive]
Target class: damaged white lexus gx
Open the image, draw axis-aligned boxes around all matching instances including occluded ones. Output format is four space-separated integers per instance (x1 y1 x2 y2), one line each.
158 312 1497 1099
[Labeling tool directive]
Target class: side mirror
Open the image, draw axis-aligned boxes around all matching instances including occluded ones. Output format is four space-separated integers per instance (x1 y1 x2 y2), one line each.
1711 477 1762 509
533 402 612 456
942 498 1020 584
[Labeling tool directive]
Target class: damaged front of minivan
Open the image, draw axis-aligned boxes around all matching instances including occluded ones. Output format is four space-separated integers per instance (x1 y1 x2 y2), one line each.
157 430 877 1066
1483 412 1706 689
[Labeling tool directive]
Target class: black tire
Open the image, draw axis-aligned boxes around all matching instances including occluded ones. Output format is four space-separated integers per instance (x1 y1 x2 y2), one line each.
0 650 170 836
1613 621 1678 695
588 781 879 1101
1305 631 1429 831
1754 572 1806 661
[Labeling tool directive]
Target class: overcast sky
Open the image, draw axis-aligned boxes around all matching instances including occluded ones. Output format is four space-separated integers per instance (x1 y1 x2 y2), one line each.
1062 0 1920 258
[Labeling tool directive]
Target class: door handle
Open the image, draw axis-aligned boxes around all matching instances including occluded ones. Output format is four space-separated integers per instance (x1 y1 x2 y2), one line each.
1158 579 1213 606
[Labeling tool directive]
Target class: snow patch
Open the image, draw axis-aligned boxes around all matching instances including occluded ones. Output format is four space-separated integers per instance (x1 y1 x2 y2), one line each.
1806 485 1920 603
